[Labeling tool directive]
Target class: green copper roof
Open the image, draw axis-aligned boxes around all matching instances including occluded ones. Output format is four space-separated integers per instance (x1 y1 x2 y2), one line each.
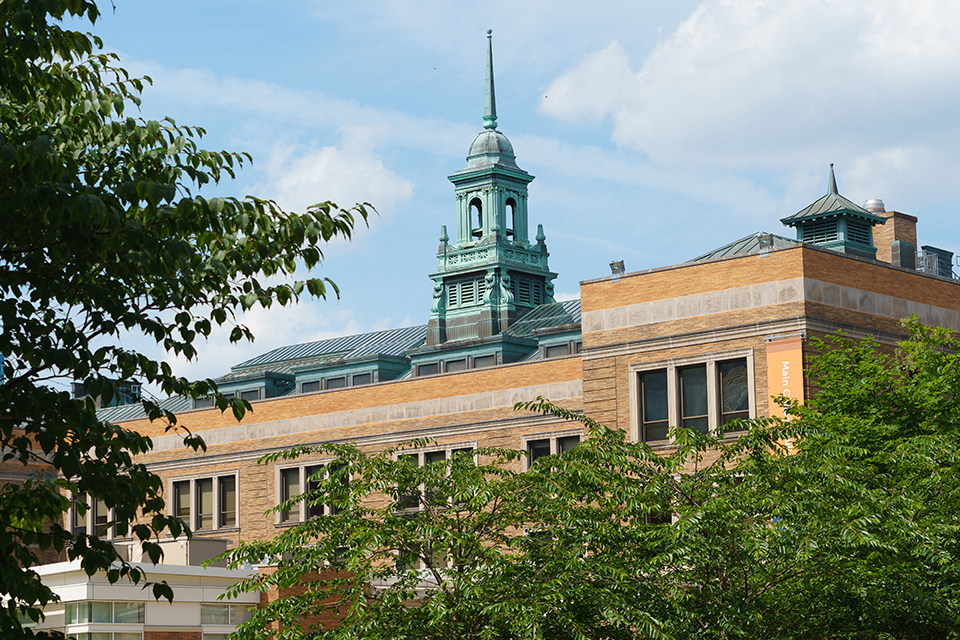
483 30 497 130
504 299 581 338
781 164 886 226
688 232 801 262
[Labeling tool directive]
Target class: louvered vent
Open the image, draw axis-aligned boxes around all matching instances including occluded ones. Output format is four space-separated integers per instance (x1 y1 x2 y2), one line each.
846 220 871 246
802 219 839 243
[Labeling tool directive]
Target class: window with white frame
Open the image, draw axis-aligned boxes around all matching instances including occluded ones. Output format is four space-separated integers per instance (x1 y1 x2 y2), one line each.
200 602 254 625
630 350 755 444
170 473 239 531
65 601 144 625
522 430 581 470
276 462 349 524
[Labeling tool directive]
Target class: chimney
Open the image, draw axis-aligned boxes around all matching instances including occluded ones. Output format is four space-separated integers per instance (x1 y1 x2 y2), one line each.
867 200 917 268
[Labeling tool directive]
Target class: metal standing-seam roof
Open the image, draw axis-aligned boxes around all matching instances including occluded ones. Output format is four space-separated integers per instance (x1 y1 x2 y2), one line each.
688 232 801 263
504 299 581 339
230 325 427 372
780 164 886 227
96 394 193 424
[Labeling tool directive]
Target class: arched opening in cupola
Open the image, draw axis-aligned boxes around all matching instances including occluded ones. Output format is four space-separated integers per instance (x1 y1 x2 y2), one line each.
470 198 483 239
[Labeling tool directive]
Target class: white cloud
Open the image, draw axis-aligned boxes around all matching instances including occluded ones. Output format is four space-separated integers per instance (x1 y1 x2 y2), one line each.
251 127 415 217
541 0 960 171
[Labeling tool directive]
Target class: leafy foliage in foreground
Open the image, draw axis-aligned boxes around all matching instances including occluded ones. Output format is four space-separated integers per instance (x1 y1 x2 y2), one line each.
226 319 960 640
0 1 367 635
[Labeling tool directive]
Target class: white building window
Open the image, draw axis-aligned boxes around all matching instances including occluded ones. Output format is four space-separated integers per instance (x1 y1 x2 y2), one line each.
629 349 755 444
275 462 350 524
169 473 239 532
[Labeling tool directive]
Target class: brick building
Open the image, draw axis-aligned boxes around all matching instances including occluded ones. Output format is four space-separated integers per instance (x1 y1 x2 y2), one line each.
27 35 960 640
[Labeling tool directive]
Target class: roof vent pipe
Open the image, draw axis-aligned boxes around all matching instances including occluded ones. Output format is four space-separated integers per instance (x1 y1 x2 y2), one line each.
863 198 885 212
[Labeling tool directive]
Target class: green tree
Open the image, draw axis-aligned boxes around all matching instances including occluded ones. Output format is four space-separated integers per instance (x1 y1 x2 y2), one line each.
0 1 368 636
225 320 960 640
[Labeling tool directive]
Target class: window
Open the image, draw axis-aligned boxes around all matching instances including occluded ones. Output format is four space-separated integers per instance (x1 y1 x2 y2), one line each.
240 389 260 401
200 603 254 625
639 370 669 442
631 352 754 444
326 377 345 390
446 359 466 372
417 363 439 376
170 474 239 531
394 446 475 511
352 372 372 386
277 462 349 524
718 359 749 425
65 601 145 625
280 468 300 522
196 478 214 529
523 432 580 470
679 365 709 434
544 344 569 358
67 493 113 538
219 476 236 527
301 380 320 393
72 492 88 535
473 355 496 368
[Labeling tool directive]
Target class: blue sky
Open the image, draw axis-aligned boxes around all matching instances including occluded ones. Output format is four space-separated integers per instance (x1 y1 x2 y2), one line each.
73 0 960 389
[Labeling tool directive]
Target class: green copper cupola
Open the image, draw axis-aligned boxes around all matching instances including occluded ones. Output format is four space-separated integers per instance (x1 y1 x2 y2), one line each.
421 30 557 353
781 164 886 259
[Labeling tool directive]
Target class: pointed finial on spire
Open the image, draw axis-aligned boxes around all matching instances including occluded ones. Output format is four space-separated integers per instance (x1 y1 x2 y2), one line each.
827 163 838 195
483 29 498 130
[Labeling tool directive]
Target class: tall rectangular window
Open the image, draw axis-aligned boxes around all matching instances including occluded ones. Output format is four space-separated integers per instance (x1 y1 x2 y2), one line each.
281 468 301 522
719 359 749 425
93 498 109 537
558 436 579 453
527 439 551 464
72 492 88 535
305 464 324 519
196 478 213 529
397 454 420 510
174 481 190 523
219 476 236 528
679 365 709 434
639 370 669 442
424 450 446 505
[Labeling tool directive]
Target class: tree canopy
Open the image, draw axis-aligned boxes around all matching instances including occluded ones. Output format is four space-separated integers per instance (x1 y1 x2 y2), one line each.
0 1 368 636
224 319 960 640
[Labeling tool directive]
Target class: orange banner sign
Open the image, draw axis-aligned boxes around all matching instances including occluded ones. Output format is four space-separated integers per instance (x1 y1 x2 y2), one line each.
765 337 804 419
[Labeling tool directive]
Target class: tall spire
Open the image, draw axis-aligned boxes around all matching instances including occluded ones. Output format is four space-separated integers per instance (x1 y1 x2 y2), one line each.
827 163 837 195
483 29 498 130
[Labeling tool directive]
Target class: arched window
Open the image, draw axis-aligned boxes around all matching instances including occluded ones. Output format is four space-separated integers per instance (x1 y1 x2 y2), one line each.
470 198 483 239
505 197 516 238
